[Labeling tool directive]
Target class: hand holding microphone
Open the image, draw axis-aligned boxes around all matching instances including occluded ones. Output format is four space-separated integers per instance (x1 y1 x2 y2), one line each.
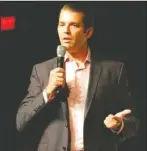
46 45 66 98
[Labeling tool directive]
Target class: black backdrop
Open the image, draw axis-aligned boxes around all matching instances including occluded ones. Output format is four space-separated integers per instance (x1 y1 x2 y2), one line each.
0 2 146 151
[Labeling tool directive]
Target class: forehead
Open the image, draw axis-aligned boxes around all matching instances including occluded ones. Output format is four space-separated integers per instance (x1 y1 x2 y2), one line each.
59 9 84 23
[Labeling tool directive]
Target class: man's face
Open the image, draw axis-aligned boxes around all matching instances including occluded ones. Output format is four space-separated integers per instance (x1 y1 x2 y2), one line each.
57 9 89 52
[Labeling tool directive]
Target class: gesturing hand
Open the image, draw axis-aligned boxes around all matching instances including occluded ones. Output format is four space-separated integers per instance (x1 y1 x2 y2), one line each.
104 109 131 129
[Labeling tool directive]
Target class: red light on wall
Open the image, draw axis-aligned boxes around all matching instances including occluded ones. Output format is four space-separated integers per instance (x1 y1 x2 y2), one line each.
1 16 15 31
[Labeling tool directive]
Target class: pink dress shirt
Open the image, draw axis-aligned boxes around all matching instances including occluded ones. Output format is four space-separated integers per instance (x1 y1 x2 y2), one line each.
65 50 91 151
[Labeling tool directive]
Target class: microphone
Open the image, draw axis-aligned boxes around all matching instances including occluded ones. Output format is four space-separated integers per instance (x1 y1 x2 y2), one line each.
56 45 69 99
56 45 66 94
57 45 66 68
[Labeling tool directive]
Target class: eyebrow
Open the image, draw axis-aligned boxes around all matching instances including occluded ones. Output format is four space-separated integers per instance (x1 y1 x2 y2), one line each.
58 21 81 25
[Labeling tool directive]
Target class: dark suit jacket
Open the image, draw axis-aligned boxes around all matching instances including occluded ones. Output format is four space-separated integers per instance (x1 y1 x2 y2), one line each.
16 53 139 151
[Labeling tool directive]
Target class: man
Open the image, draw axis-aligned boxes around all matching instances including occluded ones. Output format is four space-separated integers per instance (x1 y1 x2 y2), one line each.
16 3 139 151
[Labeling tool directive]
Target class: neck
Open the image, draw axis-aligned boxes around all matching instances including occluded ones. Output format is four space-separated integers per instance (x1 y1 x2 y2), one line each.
67 45 88 63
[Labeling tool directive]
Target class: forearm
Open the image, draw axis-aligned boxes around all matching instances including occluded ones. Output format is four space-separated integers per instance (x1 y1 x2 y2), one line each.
119 115 139 142
16 93 46 132
115 63 139 141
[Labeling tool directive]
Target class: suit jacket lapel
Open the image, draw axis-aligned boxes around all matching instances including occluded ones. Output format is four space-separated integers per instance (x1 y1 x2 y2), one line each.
84 54 102 119
51 55 102 120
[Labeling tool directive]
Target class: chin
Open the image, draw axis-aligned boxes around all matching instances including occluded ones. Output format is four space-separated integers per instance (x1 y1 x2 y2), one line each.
62 43 73 50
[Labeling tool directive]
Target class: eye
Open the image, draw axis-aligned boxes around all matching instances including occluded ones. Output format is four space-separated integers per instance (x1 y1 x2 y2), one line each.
59 22 65 26
71 23 79 27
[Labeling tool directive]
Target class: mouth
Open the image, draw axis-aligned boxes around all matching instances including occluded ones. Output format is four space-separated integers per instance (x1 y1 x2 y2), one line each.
63 37 72 40
62 38 72 43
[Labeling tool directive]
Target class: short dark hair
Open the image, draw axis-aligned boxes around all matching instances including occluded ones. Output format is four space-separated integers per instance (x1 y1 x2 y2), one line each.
59 2 95 29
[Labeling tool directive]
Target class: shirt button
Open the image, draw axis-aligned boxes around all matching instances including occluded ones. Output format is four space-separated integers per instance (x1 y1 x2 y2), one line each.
62 146 66 151
65 123 68 128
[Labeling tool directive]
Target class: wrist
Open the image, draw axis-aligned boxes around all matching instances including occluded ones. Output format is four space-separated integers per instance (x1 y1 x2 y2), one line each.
113 121 122 130
46 87 55 99
111 119 124 134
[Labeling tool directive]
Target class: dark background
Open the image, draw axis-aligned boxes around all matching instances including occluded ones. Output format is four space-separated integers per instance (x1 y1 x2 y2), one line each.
0 2 146 151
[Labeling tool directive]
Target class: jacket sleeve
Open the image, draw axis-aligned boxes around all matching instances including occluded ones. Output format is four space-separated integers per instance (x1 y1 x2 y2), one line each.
16 65 52 132
114 63 140 143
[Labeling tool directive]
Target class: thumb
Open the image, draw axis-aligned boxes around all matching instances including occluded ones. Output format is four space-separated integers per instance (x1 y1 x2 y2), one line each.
115 109 131 118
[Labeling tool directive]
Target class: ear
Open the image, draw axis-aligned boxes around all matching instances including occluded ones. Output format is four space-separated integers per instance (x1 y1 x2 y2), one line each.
85 27 94 40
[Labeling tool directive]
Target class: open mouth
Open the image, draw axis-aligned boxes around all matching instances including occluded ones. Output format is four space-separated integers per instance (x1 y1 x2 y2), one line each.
63 38 71 43
63 37 72 40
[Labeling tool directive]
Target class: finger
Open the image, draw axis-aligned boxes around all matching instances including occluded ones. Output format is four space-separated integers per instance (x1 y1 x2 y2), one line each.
57 77 64 82
115 109 131 118
105 114 121 126
56 72 65 78
55 67 65 73
112 116 121 121
108 114 114 118
106 123 118 129
56 81 64 86
104 119 117 128
122 109 131 114
105 114 114 121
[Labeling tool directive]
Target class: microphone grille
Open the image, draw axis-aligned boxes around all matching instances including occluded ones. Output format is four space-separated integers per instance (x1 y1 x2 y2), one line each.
57 45 66 57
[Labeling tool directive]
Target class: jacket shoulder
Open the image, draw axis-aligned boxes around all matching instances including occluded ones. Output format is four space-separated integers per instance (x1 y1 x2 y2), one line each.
99 60 127 76
34 57 57 69
100 60 125 68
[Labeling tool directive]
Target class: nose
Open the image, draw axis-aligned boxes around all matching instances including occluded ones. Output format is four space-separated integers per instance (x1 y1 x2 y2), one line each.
63 25 70 34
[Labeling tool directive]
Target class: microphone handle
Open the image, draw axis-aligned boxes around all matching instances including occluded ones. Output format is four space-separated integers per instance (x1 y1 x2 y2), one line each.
56 56 65 94
57 57 64 68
